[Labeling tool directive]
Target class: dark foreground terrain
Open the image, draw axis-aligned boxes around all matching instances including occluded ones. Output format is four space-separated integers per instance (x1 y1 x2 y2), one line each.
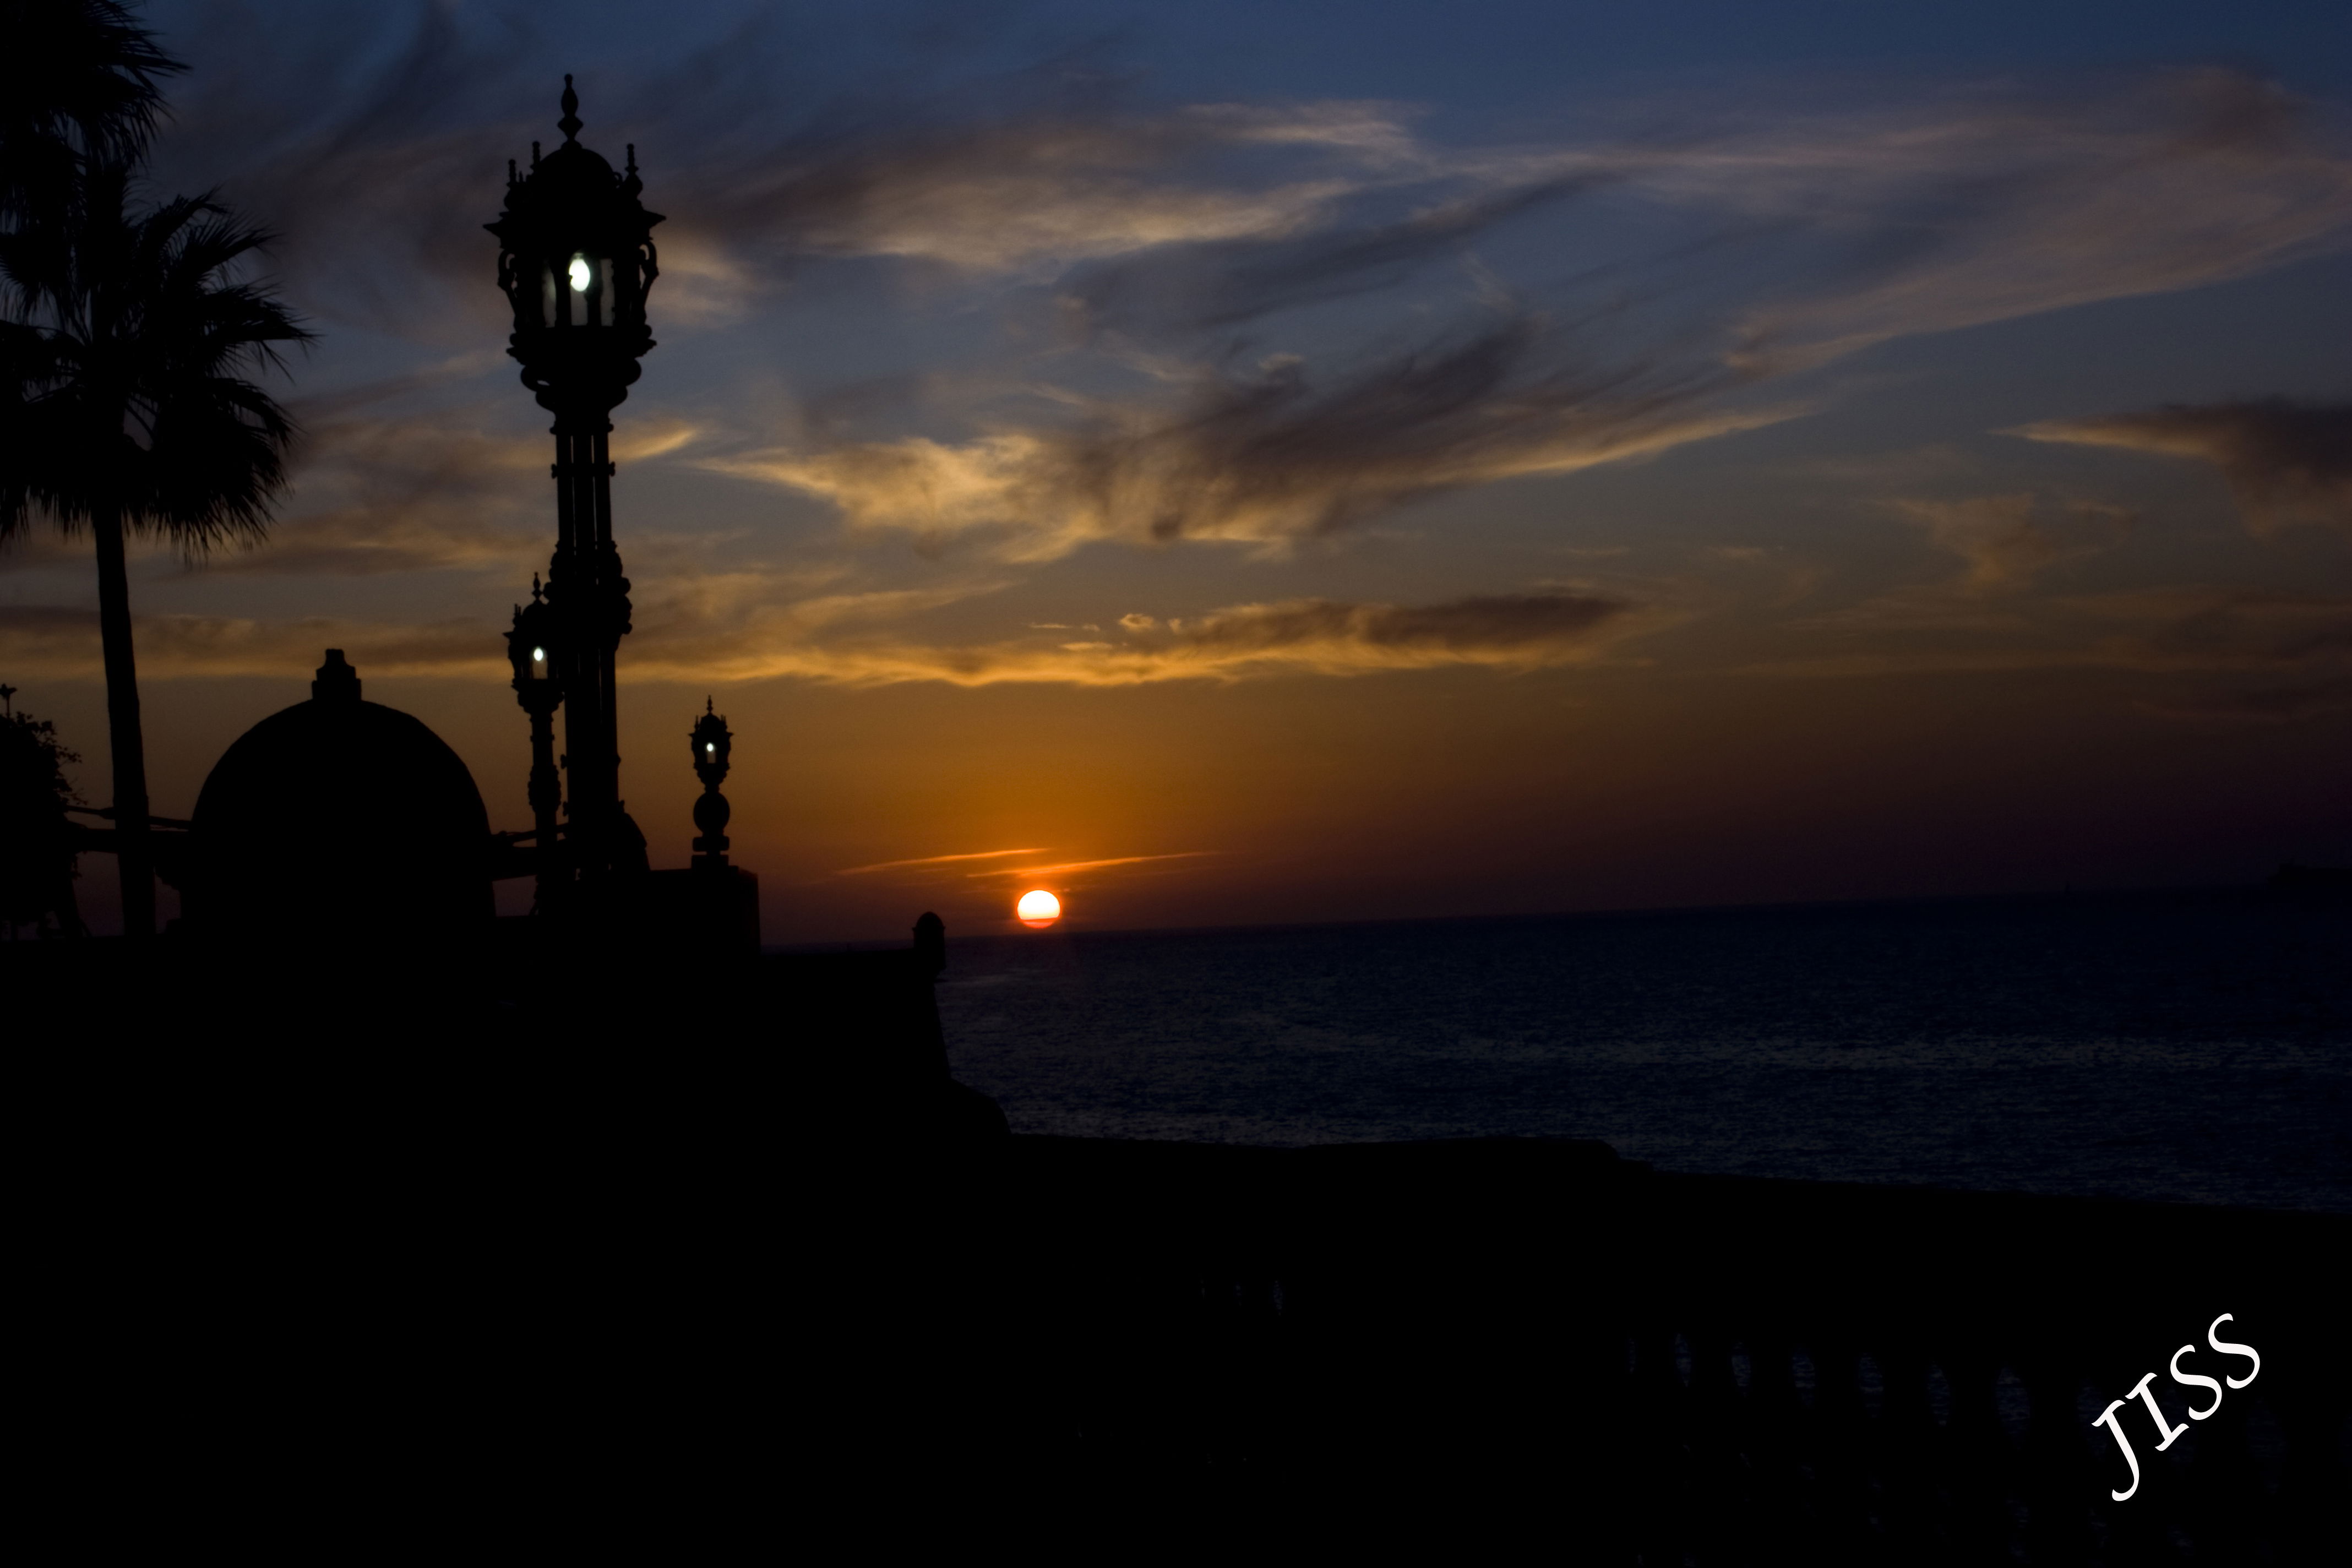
13 932 2345 1561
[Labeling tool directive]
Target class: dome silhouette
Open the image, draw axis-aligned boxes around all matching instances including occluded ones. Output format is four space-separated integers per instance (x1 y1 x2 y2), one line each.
187 651 493 937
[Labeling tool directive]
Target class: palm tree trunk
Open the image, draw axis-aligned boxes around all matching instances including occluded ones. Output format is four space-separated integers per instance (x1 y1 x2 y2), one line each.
91 501 155 939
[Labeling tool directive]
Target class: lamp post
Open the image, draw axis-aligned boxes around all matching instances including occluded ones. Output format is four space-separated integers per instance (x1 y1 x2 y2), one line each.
487 75 662 889
689 698 732 869
505 576 565 910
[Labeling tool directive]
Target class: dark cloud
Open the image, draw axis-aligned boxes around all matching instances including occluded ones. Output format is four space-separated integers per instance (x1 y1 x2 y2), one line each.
193 407 701 577
143 3 2352 394
145 2 536 340
2012 399 2352 533
202 412 545 575
1058 174 1602 337
2131 591 2352 666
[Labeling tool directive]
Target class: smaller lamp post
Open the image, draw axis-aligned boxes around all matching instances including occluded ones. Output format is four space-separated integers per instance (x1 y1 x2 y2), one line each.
507 576 566 908
689 698 732 870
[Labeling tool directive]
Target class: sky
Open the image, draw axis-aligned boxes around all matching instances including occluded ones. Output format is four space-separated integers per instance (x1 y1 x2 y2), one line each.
6 0 2349 943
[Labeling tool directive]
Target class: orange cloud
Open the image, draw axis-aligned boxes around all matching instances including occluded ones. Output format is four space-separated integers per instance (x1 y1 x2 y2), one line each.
968 852 1220 880
835 848 1051 876
0 587 1659 689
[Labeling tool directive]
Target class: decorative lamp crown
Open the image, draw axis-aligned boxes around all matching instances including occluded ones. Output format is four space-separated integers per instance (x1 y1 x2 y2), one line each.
485 75 663 410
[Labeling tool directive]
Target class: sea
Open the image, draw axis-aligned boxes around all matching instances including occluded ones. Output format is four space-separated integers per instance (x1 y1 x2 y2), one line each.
929 888 2352 1214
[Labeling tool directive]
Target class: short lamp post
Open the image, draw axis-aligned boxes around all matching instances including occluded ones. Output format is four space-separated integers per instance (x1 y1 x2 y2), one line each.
506 578 566 909
487 75 662 887
690 699 732 870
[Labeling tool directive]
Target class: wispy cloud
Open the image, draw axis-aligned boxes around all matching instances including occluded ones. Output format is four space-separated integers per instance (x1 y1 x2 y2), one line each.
191 412 700 579
1754 588 2352 678
1690 70 2352 372
0 588 1658 687
2010 399 2352 533
1892 494 2131 591
835 847 1050 876
2139 679 2352 723
711 317 1791 558
162 4 2350 371
0 605 506 679
618 587 1658 685
204 413 545 576
967 852 1219 880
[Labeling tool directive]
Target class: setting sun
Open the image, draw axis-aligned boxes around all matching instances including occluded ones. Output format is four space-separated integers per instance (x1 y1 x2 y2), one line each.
1016 889 1061 927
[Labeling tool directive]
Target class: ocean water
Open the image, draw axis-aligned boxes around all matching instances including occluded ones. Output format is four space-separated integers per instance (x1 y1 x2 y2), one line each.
933 889 2352 1213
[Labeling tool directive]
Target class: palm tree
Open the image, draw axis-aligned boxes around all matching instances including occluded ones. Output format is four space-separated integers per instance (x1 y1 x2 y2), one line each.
1 1 182 229
1 164 310 937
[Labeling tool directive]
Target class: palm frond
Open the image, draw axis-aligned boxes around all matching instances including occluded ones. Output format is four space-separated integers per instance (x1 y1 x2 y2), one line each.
3 159 313 554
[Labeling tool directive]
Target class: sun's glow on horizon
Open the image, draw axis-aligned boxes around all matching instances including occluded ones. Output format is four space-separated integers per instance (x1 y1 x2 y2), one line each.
1016 888 1061 927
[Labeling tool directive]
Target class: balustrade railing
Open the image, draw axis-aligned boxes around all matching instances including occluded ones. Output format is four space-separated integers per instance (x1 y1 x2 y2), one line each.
876 1137 2347 1563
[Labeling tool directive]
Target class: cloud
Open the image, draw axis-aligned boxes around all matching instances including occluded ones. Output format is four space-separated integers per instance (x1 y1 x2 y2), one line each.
1057 170 1601 336
680 116 1358 275
202 413 543 576
1779 492 2132 636
606 585 1656 686
195 411 706 577
712 317 1792 558
2076 590 2352 668
2008 399 2352 533
835 847 1050 876
146 7 1461 330
1782 589 2034 637
1697 70 2352 372
966 852 1218 880
1 586 1652 688
1752 588 2352 678
149 0 2352 375
0 605 504 679
1055 68 2352 368
750 590 1649 686
1891 494 2131 590
2139 679 2352 723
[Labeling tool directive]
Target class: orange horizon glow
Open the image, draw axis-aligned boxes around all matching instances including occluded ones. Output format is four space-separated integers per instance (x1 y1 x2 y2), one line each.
1016 888 1062 927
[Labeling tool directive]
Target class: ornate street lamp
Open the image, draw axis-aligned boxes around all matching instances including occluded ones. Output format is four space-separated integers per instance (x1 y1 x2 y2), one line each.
505 575 565 908
689 698 732 869
487 75 662 888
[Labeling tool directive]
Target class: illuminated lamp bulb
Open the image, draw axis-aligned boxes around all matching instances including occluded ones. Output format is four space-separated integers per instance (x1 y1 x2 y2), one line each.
569 255 592 292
